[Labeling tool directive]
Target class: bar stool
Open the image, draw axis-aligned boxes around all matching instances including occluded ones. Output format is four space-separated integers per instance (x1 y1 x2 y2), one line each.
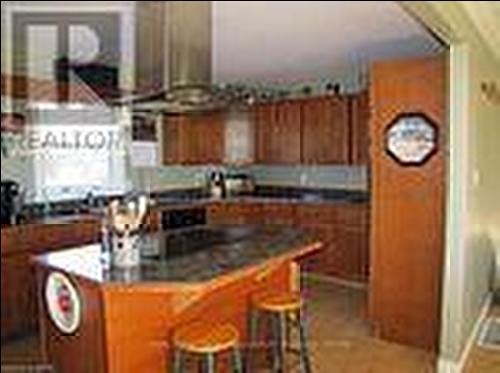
172 321 244 373
248 291 312 373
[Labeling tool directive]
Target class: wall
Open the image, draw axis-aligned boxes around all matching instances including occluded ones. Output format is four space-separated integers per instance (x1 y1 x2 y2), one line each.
128 165 368 193
250 165 367 190
402 1 500 369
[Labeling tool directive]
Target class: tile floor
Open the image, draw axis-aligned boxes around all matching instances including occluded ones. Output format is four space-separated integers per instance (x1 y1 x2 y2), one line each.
464 305 500 373
1 278 498 372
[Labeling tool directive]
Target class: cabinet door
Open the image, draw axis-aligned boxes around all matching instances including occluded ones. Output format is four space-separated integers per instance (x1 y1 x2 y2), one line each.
302 97 349 164
349 91 370 165
195 113 225 164
331 204 369 281
163 115 184 164
1 254 38 340
273 101 302 164
254 102 276 163
254 101 301 164
296 204 369 282
163 114 225 165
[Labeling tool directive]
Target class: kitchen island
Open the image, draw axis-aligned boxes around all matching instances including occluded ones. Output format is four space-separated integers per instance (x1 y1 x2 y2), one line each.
34 225 321 373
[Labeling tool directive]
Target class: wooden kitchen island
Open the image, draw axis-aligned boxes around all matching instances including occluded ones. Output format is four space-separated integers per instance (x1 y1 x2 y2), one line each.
34 225 321 373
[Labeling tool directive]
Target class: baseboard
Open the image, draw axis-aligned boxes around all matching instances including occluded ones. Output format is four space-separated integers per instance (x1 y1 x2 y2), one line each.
301 271 368 290
438 293 493 373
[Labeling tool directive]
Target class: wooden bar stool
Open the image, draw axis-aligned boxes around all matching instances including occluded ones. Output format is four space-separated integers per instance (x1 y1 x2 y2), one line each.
248 292 312 373
172 321 244 373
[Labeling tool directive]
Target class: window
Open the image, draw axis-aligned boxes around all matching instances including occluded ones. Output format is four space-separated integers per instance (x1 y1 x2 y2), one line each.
31 104 128 202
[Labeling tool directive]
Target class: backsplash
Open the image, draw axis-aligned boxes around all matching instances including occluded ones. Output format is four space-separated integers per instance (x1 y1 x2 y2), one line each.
129 166 223 192
129 165 368 192
249 165 368 191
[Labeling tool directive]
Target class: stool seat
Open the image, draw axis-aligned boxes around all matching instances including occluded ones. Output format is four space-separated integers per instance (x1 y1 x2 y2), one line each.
173 322 240 355
253 291 303 313
248 291 312 373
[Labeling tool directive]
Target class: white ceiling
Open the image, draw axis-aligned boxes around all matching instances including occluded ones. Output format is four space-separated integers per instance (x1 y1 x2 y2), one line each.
212 1 444 84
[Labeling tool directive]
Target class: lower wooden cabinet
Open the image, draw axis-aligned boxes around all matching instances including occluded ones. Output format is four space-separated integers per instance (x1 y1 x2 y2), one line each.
207 202 369 282
1 254 38 341
1 218 101 341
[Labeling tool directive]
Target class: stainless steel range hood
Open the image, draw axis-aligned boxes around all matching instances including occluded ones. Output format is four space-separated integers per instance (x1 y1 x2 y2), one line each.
123 1 226 114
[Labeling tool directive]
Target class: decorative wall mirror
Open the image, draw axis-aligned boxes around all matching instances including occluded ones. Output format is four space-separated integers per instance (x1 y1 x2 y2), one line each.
385 113 439 166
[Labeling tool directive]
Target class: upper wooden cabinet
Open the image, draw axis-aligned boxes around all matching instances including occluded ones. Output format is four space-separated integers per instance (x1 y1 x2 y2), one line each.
161 93 369 166
163 113 225 165
253 95 364 165
348 91 370 165
254 100 302 164
301 96 350 164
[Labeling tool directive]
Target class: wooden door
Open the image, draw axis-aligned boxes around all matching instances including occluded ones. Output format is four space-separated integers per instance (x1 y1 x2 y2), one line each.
302 96 349 164
369 56 446 352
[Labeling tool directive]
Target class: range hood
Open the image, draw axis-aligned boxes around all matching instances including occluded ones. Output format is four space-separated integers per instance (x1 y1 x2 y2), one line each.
123 1 227 114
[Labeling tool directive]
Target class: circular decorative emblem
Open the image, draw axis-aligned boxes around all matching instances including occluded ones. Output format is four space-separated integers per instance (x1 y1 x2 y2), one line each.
45 272 82 334
385 113 439 166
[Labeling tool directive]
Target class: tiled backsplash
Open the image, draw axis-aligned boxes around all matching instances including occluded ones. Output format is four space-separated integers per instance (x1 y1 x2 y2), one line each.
129 166 222 192
249 165 368 191
129 165 368 192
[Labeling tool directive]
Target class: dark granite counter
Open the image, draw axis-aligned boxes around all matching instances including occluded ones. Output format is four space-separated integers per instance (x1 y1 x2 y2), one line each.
3 186 367 229
34 225 321 285
154 186 369 207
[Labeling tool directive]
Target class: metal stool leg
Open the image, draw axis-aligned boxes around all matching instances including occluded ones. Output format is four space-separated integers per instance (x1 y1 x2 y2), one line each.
247 308 260 372
173 348 184 373
272 313 285 373
279 312 288 371
205 353 216 373
231 346 244 373
297 310 312 373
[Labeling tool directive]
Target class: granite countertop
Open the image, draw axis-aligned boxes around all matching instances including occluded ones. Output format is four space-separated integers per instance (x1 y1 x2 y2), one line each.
154 188 369 207
34 225 321 286
4 187 368 229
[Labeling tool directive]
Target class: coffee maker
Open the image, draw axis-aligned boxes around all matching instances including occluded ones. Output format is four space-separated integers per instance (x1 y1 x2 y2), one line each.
1 180 21 225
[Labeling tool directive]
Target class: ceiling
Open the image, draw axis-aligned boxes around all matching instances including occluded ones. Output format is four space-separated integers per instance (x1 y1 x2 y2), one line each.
212 1 444 84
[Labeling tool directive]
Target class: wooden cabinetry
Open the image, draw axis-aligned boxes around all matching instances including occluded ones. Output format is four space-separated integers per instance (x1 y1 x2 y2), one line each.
207 201 369 282
254 101 302 164
295 204 369 282
1 218 101 341
163 113 225 165
1 254 38 341
253 95 362 165
301 96 350 164
349 91 370 165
